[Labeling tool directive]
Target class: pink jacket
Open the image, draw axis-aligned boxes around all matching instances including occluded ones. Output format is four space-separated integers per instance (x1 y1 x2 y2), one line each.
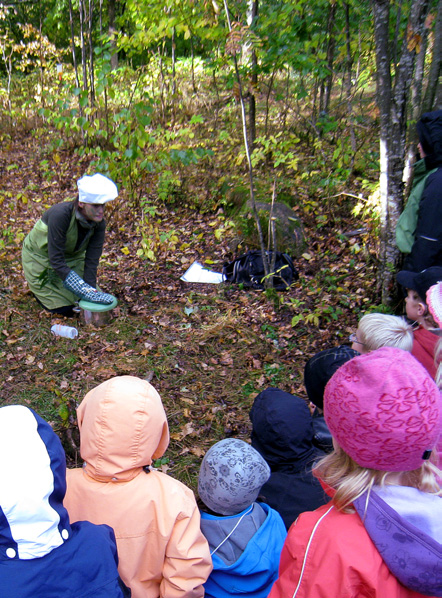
64 376 212 598
269 501 437 598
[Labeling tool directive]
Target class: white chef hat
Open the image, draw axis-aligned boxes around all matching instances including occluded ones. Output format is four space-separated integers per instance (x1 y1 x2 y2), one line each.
77 173 118 204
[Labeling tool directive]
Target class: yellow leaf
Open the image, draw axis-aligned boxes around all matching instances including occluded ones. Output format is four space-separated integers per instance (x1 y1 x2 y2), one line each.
121 246 130 255
302 253 312 260
190 446 205 457
53 153 61 164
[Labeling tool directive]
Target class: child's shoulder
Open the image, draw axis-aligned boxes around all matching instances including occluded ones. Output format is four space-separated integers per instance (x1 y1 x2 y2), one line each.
146 468 198 503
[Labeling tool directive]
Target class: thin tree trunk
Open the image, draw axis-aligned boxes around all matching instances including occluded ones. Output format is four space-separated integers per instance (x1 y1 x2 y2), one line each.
247 0 258 147
191 37 197 93
108 0 118 70
79 0 89 97
98 0 110 142
264 69 276 135
422 0 442 112
404 19 429 189
392 0 403 68
171 27 176 97
319 0 337 115
88 0 95 106
39 0 44 107
68 0 80 88
223 0 269 279
344 2 356 170
68 0 84 143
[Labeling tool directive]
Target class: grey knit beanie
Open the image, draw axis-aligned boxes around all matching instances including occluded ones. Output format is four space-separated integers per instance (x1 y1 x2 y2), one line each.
198 438 270 516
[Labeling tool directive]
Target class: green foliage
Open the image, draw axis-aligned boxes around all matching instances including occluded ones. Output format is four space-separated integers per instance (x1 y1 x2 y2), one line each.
290 300 344 328
135 197 179 262
37 52 213 201
352 182 382 233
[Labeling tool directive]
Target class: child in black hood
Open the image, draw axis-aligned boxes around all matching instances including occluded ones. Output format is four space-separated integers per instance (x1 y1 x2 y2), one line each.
250 388 329 530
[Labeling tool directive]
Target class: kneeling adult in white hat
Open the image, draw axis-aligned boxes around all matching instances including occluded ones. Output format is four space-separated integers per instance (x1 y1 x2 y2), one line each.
22 173 118 317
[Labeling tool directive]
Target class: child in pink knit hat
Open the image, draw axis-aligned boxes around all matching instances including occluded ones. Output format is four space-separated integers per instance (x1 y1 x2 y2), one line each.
269 347 441 598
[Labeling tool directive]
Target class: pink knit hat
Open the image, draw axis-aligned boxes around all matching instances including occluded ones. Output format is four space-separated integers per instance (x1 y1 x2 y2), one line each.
324 347 441 471
427 282 442 327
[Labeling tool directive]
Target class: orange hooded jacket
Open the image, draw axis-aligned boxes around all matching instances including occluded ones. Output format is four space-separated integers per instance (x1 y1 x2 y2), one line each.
64 376 212 598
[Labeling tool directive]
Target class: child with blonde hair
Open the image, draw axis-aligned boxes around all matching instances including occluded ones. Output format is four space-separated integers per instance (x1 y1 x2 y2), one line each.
350 312 414 353
269 347 441 598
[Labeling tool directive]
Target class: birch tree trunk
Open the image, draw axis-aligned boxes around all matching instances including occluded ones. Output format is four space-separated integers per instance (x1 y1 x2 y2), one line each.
372 0 431 304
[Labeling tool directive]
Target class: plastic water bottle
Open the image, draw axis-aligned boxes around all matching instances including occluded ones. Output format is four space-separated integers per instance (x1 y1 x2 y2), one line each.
51 324 78 339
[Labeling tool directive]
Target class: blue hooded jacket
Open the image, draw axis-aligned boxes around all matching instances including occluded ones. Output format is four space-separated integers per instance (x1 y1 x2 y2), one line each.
0 405 129 598
201 502 286 598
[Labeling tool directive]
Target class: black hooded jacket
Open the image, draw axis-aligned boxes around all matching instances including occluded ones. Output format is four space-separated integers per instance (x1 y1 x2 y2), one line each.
404 110 442 272
250 388 329 530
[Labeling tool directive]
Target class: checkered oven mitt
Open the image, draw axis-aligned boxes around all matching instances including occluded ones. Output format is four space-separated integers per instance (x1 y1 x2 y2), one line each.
63 270 114 304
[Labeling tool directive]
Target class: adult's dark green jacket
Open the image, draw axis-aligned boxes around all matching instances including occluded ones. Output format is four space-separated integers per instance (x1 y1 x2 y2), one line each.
22 201 106 310
395 159 437 254
396 109 442 272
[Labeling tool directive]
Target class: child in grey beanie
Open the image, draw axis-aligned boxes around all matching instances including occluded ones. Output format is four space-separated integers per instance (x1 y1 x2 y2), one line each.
198 438 286 598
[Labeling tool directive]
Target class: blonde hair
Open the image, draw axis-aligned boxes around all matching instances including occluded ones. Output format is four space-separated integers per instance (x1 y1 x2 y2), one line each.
358 313 413 352
314 445 441 513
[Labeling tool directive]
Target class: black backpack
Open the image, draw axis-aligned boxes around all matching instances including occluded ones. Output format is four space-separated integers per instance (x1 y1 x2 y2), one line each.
222 250 298 291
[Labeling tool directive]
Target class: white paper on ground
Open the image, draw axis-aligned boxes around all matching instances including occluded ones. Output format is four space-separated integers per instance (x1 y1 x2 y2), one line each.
180 261 226 284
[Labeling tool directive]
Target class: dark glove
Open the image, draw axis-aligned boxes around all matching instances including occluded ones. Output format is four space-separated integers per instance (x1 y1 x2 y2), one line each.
63 270 114 304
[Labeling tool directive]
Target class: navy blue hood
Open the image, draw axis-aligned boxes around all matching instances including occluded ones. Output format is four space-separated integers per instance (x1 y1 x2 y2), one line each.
250 388 320 473
417 109 442 169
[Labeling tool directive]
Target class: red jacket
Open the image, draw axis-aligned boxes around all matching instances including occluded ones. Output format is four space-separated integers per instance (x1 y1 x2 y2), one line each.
268 502 437 598
412 326 438 379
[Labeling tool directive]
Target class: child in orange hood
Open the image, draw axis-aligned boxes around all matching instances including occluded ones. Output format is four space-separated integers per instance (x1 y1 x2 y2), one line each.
64 375 212 598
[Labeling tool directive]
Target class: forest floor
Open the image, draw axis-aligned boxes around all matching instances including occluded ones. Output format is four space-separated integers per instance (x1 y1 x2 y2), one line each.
0 130 384 490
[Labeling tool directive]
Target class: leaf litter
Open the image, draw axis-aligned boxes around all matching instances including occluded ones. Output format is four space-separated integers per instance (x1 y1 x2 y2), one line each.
0 134 382 491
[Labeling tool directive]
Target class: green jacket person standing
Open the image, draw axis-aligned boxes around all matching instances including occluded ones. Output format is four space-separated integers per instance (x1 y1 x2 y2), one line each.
22 173 118 317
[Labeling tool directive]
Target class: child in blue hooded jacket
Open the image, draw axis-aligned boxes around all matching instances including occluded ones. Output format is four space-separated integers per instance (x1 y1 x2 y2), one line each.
198 438 287 598
0 405 129 598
